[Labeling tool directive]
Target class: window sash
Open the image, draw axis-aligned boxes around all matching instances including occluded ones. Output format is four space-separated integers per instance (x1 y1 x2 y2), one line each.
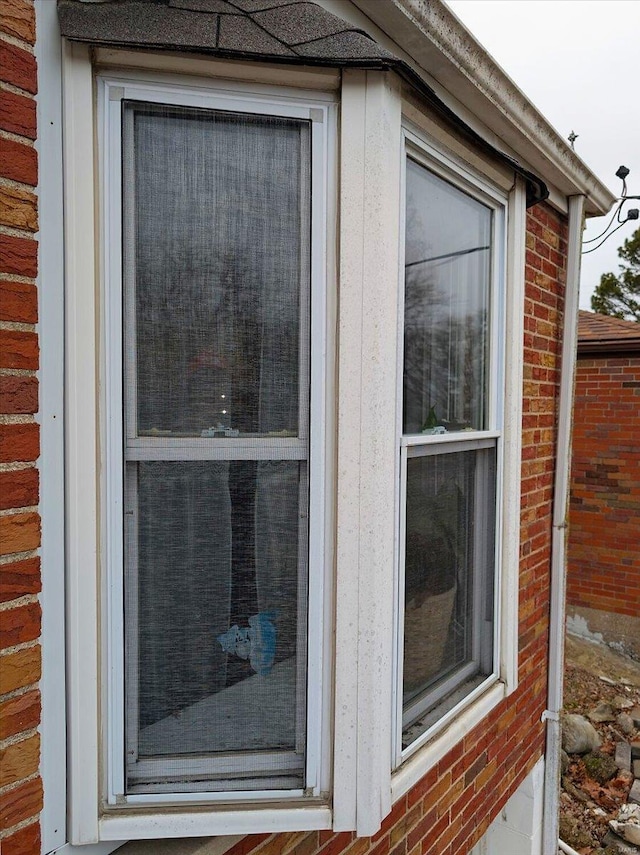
122 102 310 792
103 79 329 805
122 103 312 448
400 440 497 735
394 140 506 765
397 439 498 738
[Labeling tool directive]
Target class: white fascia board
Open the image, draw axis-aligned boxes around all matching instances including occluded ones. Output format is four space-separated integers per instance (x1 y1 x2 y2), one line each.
337 0 615 216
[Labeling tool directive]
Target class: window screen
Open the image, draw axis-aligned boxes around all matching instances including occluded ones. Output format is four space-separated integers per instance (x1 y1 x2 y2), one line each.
122 102 311 793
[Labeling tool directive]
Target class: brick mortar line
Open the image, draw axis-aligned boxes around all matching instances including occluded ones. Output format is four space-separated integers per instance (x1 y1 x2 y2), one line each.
526 250 564 266
0 175 37 194
0 321 36 333
0 769 40 799
0 637 39 657
0 504 39 517
0 592 39 612
0 128 35 148
0 464 38 478
0 814 41 842
0 367 38 377
0 223 38 240
0 414 37 425
0 681 38 705
0 31 36 55
0 273 36 285
0 78 36 101
0 548 39 566
0 726 39 752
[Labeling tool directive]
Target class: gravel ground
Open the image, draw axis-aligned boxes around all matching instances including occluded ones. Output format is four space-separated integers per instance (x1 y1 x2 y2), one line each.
560 635 640 854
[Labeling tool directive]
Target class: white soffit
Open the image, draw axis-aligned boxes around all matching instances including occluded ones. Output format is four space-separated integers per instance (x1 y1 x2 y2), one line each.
338 0 615 216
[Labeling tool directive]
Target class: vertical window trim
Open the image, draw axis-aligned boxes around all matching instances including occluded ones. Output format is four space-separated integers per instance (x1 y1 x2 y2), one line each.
392 128 510 767
99 74 333 808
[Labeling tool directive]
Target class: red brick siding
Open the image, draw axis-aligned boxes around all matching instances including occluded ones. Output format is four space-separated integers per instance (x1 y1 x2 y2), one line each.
219 205 566 855
0 0 41 850
567 355 640 618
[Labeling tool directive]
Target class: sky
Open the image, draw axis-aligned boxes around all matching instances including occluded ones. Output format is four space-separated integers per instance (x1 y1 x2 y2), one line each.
447 0 640 311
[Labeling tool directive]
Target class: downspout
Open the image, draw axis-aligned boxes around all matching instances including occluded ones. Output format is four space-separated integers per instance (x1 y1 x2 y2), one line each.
542 193 586 855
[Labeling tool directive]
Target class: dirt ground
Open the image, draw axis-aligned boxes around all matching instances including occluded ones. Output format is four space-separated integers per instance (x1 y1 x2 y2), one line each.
561 634 640 854
565 636 640 689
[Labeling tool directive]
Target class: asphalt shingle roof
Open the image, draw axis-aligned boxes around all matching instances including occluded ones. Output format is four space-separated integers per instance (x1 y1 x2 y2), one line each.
57 0 397 64
578 310 640 354
56 0 549 207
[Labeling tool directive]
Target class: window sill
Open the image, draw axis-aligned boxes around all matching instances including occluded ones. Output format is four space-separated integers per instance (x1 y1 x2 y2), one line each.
391 680 506 804
97 805 332 842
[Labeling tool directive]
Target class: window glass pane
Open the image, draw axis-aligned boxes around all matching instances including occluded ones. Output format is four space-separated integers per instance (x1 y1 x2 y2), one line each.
126 103 309 439
403 159 492 434
126 460 306 790
402 447 495 746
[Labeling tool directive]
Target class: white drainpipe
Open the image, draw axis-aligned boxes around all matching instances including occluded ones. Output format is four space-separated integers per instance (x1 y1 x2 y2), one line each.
541 193 586 855
558 839 582 855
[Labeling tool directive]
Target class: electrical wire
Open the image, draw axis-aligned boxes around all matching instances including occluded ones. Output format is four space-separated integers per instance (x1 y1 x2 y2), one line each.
582 219 629 254
583 200 623 243
405 244 490 268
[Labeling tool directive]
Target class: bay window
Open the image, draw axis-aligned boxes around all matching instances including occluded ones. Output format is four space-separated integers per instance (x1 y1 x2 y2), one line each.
61 44 524 839
395 142 506 759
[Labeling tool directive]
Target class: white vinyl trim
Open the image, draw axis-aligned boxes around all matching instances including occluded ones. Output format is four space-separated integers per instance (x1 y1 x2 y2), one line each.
500 176 527 692
98 806 332 841
333 69 402 837
35 2 67 852
63 39 101 846
391 680 506 802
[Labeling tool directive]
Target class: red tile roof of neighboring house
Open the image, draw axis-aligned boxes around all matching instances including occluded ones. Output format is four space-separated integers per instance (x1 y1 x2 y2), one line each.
578 310 640 354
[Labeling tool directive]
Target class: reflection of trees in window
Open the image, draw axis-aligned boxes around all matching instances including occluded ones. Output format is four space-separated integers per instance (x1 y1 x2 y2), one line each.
403 261 487 433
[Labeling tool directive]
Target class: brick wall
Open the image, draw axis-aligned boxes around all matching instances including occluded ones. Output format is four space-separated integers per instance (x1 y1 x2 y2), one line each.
0 1 42 853
186 205 566 855
568 354 640 619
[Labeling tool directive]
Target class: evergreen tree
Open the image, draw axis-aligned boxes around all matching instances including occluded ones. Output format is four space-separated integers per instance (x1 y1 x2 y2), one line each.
591 227 640 321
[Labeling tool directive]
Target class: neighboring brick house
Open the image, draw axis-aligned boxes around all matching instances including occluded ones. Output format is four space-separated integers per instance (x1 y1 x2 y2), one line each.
567 310 640 659
0 2 615 855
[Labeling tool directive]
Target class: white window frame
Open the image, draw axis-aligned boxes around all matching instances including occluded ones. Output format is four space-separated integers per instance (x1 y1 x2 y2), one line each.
103 75 323 807
63 41 337 842
389 123 525 799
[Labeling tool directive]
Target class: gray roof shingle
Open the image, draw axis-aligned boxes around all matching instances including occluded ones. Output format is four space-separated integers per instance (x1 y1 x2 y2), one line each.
252 3 363 46
57 0 392 65
57 0 549 207
578 310 640 354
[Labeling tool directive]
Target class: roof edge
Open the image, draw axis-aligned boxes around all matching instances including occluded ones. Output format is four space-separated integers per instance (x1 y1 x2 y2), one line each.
350 0 616 216
578 340 640 356
57 0 550 206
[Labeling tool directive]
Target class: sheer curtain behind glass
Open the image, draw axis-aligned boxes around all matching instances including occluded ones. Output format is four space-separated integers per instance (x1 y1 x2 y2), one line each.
122 102 311 793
